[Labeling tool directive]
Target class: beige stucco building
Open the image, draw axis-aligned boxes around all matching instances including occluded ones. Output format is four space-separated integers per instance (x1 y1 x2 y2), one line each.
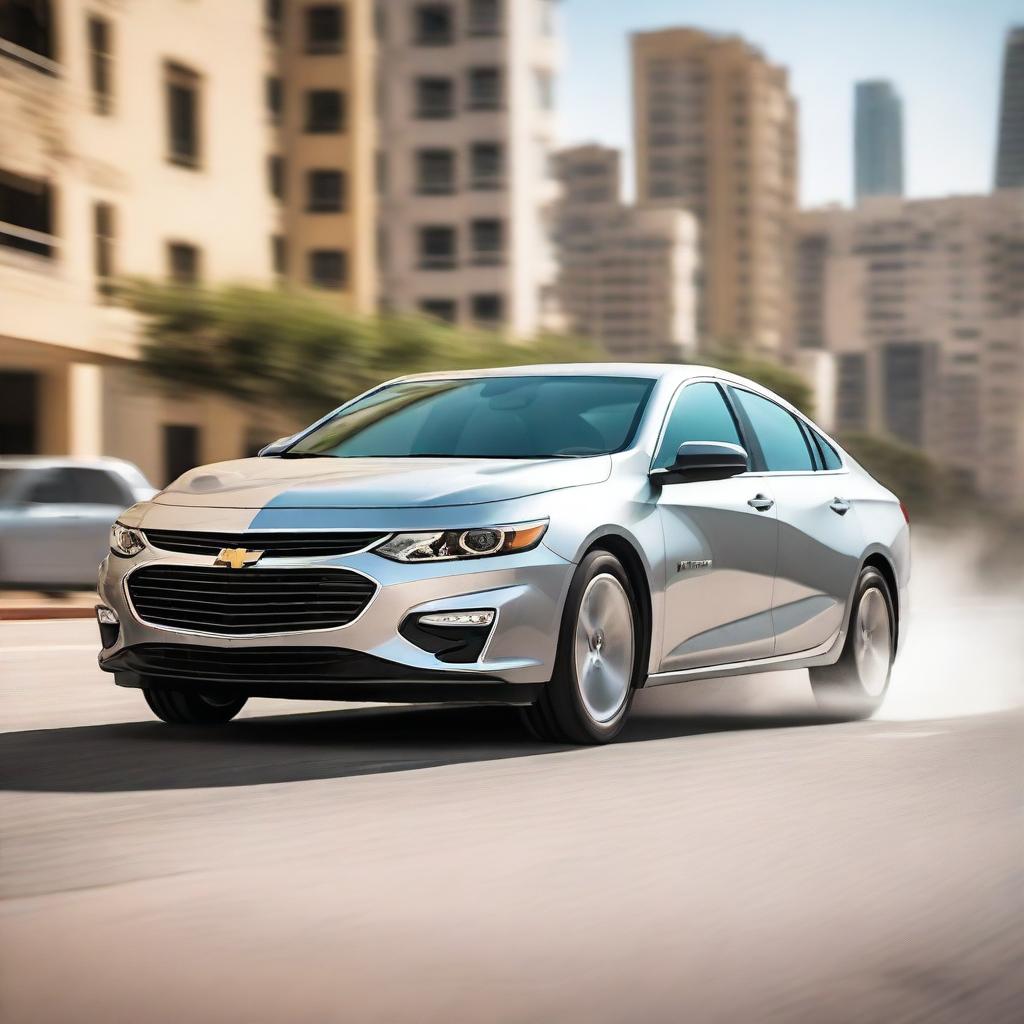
553 144 698 362
632 27 797 357
0 1 305 484
794 192 1024 506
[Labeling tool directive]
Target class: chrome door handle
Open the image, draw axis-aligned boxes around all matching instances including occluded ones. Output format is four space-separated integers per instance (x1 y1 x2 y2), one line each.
830 498 851 516
748 494 774 511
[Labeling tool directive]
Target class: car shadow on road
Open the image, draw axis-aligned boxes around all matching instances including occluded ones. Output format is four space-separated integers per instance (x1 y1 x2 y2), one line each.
0 697 831 794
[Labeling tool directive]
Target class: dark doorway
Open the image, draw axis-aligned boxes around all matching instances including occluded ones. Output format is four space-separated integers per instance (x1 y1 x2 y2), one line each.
0 371 40 454
162 423 199 485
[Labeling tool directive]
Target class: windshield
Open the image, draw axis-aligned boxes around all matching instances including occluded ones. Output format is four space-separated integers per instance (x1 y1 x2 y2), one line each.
284 376 656 459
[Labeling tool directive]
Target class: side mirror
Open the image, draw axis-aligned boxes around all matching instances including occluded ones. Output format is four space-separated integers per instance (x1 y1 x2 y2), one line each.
650 441 749 485
258 436 295 457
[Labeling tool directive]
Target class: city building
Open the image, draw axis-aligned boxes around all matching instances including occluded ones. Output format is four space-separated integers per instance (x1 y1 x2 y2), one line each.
0 0 289 483
794 194 1024 506
631 27 797 357
375 0 561 334
273 0 377 311
854 80 904 202
995 26 1024 189
553 144 698 361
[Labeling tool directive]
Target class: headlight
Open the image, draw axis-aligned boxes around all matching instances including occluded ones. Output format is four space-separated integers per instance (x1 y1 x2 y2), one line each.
110 522 145 558
373 521 548 563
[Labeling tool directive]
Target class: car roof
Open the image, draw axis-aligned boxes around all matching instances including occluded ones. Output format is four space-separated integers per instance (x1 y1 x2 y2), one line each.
393 362 728 384
0 456 144 475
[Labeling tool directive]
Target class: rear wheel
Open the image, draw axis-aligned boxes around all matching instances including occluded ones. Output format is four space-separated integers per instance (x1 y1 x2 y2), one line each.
143 686 248 724
522 550 642 744
809 566 895 719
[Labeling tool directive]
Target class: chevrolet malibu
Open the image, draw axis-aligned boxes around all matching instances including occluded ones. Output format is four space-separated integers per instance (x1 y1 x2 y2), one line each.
96 365 909 744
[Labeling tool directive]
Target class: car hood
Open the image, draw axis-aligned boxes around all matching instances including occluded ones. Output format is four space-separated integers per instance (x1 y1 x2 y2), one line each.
152 455 612 509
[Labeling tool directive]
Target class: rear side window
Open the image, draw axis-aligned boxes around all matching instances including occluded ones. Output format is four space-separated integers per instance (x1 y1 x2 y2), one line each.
654 381 743 470
811 430 843 470
729 388 814 472
67 468 131 505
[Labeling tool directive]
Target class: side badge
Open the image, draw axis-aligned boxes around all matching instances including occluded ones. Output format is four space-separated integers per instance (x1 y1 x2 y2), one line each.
678 559 713 572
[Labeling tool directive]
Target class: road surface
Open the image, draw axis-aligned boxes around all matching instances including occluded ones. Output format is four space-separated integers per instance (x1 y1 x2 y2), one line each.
1 576 1022 1023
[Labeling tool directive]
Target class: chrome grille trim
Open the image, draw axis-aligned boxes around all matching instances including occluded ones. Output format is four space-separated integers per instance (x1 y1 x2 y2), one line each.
142 528 388 559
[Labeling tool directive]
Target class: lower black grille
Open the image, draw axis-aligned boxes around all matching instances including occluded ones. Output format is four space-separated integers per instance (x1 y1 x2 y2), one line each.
143 529 386 558
127 565 376 635
115 644 367 681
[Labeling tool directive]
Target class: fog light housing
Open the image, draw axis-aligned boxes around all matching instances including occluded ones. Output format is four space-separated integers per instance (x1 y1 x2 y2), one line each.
400 609 496 664
95 604 120 648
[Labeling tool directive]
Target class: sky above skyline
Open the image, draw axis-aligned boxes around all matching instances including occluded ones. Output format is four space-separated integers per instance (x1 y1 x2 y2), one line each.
559 0 1019 208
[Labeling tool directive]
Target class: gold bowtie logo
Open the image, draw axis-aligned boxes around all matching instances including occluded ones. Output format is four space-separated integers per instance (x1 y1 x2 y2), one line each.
215 547 264 570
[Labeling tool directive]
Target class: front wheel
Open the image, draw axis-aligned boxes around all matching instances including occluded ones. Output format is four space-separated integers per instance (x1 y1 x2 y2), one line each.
809 566 895 719
522 550 643 744
144 686 248 724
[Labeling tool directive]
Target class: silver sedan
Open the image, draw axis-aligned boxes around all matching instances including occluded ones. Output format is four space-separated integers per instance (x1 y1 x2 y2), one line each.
96 365 910 744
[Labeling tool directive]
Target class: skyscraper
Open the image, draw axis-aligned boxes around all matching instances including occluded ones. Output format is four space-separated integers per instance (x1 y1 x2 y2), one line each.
854 81 904 202
631 28 797 357
995 27 1024 189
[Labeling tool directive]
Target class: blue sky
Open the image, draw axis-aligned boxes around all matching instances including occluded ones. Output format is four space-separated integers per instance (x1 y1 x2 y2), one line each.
558 0 1019 207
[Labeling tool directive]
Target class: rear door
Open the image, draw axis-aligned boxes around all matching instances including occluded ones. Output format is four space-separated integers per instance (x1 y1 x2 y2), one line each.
654 380 778 672
727 388 864 656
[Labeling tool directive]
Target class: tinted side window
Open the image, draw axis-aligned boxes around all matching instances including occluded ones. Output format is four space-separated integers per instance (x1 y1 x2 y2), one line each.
730 388 814 472
812 429 843 470
67 468 130 505
654 382 742 470
26 470 78 504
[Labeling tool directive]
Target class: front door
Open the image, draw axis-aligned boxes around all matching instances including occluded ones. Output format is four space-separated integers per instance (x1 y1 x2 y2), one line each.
654 381 778 672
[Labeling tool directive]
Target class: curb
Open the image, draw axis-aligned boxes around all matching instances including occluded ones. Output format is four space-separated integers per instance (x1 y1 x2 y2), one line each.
0 607 97 621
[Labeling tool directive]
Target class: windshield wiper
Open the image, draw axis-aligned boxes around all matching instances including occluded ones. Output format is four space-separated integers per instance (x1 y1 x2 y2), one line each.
275 451 340 459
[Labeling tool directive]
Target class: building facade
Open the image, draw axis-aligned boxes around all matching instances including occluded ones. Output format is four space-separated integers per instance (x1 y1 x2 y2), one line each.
995 26 1024 190
631 27 797 358
0 0 289 483
794 194 1024 506
553 144 698 362
854 80 904 202
375 0 561 334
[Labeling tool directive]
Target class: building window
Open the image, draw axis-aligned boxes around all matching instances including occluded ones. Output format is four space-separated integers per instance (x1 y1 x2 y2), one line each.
469 142 503 189
470 218 503 265
268 154 285 199
305 89 345 132
305 4 345 53
0 0 56 64
93 201 115 297
467 67 501 110
309 249 347 289
266 75 283 123
414 4 453 45
271 234 286 276
471 293 503 325
535 68 553 111
87 15 113 114
163 424 199 486
415 77 454 119
467 0 501 36
265 0 284 39
418 226 456 269
167 242 200 284
306 169 345 212
420 298 457 323
416 149 455 194
0 169 55 258
165 62 201 168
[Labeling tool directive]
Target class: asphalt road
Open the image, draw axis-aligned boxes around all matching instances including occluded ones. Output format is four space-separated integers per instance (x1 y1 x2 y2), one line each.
1 573 1022 1023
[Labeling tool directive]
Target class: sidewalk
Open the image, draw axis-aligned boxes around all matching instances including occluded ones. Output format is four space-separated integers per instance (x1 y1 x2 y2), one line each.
0 592 98 621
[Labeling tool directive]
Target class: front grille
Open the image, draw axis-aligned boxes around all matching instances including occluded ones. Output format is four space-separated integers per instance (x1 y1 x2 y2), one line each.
117 644 365 681
142 529 387 559
127 565 376 635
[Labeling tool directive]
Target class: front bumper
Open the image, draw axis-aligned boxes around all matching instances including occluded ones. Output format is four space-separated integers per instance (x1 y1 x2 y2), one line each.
97 536 574 698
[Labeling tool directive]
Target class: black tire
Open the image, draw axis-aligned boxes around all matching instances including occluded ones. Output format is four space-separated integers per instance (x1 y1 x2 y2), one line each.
522 550 644 744
809 566 895 720
143 686 248 724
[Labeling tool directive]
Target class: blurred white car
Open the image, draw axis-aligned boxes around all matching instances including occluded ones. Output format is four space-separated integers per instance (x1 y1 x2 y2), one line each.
0 458 155 589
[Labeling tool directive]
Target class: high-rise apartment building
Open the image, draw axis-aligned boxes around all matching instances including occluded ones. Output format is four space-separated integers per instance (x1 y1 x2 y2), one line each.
854 81 904 202
273 0 377 310
631 27 797 357
794 194 1024 506
995 26 1024 189
375 0 561 334
553 144 698 361
0 0 287 482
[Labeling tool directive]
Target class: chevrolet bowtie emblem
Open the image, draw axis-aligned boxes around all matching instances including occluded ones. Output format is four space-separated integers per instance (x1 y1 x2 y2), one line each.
215 547 264 570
